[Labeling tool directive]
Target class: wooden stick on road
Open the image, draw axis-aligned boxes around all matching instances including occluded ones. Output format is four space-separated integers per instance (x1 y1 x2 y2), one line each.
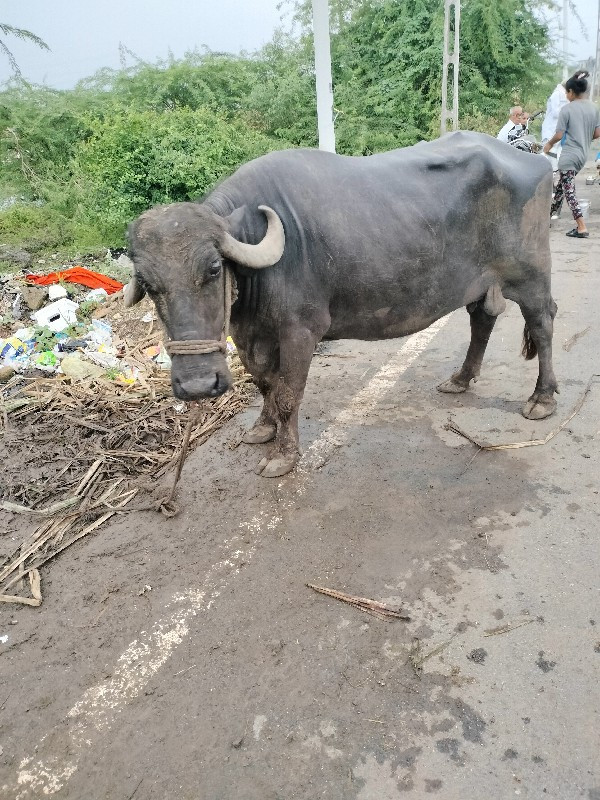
307 583 410 621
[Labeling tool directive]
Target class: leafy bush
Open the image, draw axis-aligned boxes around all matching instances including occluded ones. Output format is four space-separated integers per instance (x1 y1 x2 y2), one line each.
70 107 285 246
0 84 102 197
0 202 77 251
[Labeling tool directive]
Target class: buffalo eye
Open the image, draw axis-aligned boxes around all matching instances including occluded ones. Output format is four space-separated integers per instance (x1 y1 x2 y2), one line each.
207 260 221 278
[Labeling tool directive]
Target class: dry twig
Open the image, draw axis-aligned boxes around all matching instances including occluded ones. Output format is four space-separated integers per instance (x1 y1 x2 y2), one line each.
0 345 253 606
445 374 598 451
307 583 410 621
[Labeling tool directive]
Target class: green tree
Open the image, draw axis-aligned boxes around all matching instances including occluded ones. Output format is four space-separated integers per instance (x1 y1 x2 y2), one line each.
79 51 262 116
0 23 49 80
272 0 557 151
70 106 285 245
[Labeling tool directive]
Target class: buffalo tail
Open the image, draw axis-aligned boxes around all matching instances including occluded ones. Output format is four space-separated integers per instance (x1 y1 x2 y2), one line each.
521 324 537 360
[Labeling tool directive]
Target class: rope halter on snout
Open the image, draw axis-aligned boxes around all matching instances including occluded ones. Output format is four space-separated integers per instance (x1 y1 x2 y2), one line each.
165 266 234 357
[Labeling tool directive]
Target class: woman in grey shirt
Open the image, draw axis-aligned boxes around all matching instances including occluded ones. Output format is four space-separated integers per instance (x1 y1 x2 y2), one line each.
543 71 600 238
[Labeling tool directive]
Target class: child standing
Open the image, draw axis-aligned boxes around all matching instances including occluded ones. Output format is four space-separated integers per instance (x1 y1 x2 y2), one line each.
543 71 600 238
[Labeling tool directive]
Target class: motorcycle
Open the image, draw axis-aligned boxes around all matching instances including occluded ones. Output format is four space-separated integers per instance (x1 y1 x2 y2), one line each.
507 110 545 154
508 110 560 196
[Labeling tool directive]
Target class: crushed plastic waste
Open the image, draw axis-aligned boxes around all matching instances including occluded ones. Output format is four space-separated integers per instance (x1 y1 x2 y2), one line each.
33 298 79 332
144 342 171 370
60 354 105 380
34 351 59 371
85 287 109 303
48 284 68 300
1 336 30 359
57 339 88 352
12 293 22 320
115 365 139 385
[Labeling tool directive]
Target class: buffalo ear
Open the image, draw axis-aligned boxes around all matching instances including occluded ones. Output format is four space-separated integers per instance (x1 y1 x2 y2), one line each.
223 205 248 239
123 275 146 307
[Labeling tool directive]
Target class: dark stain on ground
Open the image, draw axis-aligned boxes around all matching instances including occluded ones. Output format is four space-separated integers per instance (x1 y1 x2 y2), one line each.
536 651 557 673
532 755 544 764
467 648 488 664
430 718 455 734
493 609 505 620
454 699 487 743
502 748 518 760
391 746 422 774
436 738 464 765
425 778 443 793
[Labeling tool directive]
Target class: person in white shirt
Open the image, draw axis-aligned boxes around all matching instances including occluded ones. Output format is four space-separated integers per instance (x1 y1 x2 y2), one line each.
497 106 523 143
542 81 568 161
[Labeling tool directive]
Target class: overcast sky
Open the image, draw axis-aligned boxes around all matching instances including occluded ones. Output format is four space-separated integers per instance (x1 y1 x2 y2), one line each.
0 0 598 89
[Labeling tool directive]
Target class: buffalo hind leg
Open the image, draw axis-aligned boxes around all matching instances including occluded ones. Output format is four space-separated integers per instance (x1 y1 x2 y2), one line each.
437 300 497 393
519 298 558 420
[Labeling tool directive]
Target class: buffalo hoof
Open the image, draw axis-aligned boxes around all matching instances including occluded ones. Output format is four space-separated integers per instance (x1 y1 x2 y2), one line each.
437 376 470 394
243 423 277 444
255 453 298 478
522 393 557 420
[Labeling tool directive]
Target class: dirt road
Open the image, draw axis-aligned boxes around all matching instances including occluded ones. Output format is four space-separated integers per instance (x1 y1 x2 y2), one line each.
2 184 599 799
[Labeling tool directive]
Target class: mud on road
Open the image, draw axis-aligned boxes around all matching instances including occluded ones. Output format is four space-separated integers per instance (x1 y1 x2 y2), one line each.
1 208 600 799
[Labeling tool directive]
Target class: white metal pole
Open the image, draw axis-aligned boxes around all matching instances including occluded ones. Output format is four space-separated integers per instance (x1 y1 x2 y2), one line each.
441 0 460 135
312 0 336 152
562 0 569 81
590 0 600 100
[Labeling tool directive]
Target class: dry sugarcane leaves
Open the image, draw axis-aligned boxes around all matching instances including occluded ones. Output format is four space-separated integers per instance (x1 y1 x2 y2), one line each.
0 350 254 606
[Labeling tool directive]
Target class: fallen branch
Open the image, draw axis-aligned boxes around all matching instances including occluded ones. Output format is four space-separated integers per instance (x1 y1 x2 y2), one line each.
0 497 81 516
0 569 42 607
483 618 535 637
307 583 410 621
445 374 598 451
563 326 591 352
408 634 457 677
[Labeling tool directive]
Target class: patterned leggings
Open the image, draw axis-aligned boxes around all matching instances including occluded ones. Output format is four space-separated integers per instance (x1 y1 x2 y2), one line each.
551 170 582 220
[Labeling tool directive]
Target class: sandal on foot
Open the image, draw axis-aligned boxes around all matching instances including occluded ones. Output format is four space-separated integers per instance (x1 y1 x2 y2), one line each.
566 228 589 238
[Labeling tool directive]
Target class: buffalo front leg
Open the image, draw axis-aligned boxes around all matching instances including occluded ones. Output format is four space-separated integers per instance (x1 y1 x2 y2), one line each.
519 298 558 420
243 374 278 444
437 300 497 393
256 326 321 478
234 339 278 444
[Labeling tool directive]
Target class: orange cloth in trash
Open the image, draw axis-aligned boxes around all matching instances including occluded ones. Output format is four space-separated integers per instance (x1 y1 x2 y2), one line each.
26 266 124 295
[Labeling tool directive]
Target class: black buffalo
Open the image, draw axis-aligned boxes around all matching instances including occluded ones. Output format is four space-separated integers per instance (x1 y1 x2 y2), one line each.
125 131 558 477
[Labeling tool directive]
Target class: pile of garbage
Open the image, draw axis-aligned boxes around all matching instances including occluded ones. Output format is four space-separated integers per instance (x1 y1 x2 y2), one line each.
0 259 176 384
0 255 252 608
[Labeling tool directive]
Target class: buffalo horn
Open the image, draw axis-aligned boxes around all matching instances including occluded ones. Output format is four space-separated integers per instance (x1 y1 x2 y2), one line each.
220 205 285 268
123 275 146 307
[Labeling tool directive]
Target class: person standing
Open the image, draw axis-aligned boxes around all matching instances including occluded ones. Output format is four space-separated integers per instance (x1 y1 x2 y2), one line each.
543 71 600 238
542 80 568 160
